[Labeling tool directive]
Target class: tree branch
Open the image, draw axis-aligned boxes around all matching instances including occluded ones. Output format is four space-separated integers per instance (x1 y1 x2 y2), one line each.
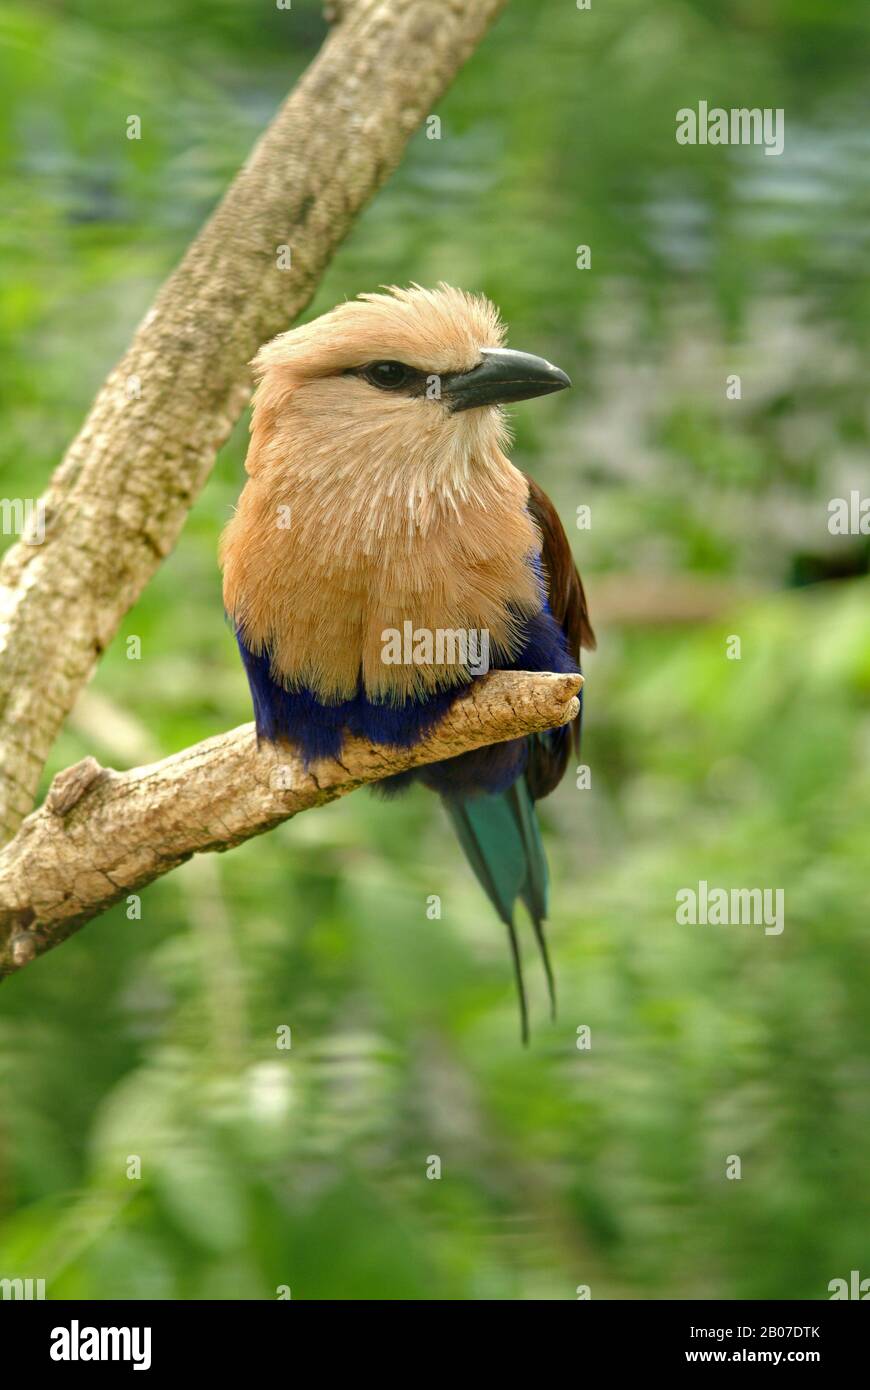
0 672 581 980
0 0 506 843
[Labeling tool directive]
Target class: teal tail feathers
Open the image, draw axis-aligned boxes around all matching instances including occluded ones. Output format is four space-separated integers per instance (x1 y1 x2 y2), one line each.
443 775 554 1044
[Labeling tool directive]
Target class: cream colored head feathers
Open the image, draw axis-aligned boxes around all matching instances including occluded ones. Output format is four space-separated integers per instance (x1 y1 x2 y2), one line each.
253 282 505 381
221 284 542 704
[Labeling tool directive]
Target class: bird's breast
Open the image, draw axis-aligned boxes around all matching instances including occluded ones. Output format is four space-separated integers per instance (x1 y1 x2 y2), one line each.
221 453 543 705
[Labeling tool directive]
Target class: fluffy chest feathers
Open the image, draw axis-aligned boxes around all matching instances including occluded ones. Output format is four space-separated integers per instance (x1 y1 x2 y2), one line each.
221 383 543 704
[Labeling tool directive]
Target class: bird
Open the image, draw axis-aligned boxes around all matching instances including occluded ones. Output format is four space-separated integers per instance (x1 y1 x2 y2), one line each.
220 284 594 1040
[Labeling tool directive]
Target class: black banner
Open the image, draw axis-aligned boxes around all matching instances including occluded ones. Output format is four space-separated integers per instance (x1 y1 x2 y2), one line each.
1 1298 866 1373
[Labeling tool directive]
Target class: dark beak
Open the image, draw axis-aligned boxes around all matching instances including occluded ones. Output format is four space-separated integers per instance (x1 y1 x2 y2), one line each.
442 347 571 413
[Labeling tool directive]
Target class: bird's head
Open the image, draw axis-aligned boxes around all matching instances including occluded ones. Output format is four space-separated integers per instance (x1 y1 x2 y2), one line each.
246 284 570 484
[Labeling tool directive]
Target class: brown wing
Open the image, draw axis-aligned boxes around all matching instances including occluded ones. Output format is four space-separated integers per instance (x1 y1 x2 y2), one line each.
525 476 595 799
526 476 595 658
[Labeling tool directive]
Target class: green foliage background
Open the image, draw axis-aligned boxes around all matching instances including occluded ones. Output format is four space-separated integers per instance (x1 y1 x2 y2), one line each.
1 0 868 1300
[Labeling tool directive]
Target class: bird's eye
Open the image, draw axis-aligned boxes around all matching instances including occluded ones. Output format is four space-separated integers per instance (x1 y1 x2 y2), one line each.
362 360 412 390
